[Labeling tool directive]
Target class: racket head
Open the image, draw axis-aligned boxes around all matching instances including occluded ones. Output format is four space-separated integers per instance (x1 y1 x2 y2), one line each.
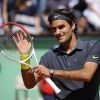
0 22 33 62
0 22 62 94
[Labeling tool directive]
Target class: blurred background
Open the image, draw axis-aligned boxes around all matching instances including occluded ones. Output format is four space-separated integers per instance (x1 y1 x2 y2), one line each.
0 0 100 100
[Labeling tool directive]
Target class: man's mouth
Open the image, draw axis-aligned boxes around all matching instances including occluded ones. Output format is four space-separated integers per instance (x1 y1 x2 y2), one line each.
57 35 64 39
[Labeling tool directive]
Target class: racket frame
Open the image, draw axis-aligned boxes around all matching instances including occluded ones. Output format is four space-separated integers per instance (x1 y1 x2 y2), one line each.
0 22 61 94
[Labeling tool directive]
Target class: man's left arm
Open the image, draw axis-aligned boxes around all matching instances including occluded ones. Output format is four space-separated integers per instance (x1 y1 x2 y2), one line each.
34 42 100 82
54 42 100 82
54 62 98 82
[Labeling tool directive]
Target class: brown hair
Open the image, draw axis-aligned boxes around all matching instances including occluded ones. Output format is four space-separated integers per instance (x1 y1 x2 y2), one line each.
48 9 77 34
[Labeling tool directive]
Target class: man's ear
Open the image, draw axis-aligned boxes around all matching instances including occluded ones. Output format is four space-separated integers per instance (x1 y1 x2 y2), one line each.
72 22 75 31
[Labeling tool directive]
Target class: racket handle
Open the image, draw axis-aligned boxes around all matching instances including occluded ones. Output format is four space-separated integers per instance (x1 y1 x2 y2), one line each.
31 48 61 93
44 77 61 94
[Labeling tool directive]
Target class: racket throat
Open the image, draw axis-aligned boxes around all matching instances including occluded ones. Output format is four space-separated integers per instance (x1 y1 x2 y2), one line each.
19 61 32 68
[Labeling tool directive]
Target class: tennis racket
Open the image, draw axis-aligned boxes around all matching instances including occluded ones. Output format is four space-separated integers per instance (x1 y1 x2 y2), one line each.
0 22 61 94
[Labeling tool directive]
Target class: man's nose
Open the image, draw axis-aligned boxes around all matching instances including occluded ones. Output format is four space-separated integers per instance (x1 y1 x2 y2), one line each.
55 28 60 35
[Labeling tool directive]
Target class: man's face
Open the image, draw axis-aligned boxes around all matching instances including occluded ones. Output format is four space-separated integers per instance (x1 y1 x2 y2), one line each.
51 19 75 44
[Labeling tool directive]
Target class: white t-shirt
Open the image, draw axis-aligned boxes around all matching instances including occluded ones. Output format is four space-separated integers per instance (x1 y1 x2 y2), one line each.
83 0 100 28
85 0 100 15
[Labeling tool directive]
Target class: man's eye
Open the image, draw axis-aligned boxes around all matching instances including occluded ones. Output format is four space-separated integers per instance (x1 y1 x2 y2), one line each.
58 25 65 29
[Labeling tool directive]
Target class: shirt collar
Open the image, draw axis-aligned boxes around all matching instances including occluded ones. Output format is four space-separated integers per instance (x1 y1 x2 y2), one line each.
75 38 84 50
54 38 84 55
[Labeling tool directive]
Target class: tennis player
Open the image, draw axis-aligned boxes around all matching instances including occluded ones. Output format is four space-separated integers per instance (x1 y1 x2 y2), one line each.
14 9 100 100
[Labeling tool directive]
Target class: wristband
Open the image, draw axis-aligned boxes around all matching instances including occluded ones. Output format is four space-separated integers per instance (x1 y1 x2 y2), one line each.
20 54 30 70
21 65 30 70
20 54 30 60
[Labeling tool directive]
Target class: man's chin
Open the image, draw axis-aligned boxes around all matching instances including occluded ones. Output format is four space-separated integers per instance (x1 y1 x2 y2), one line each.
58 39 65 44
58 38 71 44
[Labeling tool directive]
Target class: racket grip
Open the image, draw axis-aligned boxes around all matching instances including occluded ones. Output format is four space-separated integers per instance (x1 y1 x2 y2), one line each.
44 77 61 94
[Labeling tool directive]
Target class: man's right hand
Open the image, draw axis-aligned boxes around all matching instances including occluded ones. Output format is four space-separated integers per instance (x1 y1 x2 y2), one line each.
13 32 32 55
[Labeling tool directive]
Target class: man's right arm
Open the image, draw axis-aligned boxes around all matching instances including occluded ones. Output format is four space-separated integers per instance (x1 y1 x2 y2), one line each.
21 69 41 89
13 32 41 89
20 54 41 89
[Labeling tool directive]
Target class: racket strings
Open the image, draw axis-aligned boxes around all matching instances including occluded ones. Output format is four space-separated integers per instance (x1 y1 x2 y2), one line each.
0 25 14 50
0 24 29 60
0 24 34 61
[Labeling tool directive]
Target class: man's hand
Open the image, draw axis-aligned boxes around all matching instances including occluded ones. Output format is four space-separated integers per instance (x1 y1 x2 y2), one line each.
31 65 50 78
13 32 32 55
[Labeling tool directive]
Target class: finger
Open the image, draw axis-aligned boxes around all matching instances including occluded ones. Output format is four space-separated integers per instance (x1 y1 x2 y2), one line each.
13 36 18 44
22 30 27 37
31 67 38 73
35 67 44 73
36 69 44 76
38 72 44 76
34 66 43 72
34 66 40 69
31 68 35 73
19 31 28 40
19 32 24 40
35 68 41 73
16 32 21 41
36 70 42 75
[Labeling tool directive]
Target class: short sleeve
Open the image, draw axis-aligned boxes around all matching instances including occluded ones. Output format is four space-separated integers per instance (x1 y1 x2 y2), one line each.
86 42 100 64
39 52 51 68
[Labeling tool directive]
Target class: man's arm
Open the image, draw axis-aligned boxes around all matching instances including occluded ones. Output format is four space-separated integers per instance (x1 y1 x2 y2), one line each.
53 62 98 82
21 69 41 89
34 62 98 82
13 32 42 89
20 54 42 89
86 1 100 17
3 0 8 24
53 42 100 82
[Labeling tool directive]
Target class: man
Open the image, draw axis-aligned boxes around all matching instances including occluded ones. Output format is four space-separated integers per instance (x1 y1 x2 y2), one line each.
13 9 100 100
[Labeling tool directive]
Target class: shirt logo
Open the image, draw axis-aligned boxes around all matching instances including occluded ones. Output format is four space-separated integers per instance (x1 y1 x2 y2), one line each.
92 55 99 59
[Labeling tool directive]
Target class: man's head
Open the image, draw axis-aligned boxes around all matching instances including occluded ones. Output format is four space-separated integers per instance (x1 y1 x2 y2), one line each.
48 9 77 44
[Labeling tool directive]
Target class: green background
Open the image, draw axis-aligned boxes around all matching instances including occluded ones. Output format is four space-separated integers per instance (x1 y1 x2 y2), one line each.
0 36 100 100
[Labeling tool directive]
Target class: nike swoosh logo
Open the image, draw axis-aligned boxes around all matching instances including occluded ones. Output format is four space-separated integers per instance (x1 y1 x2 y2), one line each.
92 56 99 59
54 15 60 18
